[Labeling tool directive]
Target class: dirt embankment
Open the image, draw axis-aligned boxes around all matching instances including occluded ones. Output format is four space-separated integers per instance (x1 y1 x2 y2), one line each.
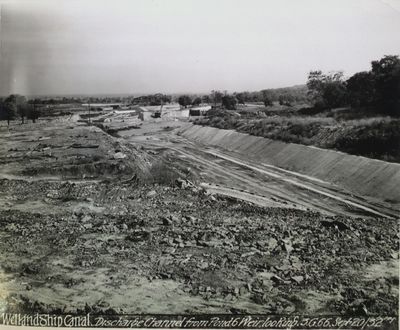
179 125 400 205
195 114 400 162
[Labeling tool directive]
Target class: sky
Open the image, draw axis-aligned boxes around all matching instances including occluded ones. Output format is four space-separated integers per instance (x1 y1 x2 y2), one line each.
0 0 400 96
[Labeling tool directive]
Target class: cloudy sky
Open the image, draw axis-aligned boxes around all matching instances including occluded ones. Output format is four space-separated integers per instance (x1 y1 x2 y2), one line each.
0 0 400 96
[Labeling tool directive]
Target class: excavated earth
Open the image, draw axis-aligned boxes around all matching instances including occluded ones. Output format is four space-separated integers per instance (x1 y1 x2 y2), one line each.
0 115 398 316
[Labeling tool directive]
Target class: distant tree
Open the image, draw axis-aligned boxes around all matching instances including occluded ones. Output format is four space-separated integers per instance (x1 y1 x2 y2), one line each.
149 93 164 106
0 100 5 123
211 90 223 106
162 95 172 104
323 80 347 109
242 92 252 103
307 71 347 109
5 94 27 123
0 99 17 126
27 101 41 123
261 90 273 103
221 95 237 110
192 97 202 106
278 95 292 106
201 95 211 104
346 71 375 108
371 55 400 115
178 95 192 108
263 97 273 107
235 92 246 105
306 70 326 107
19 102 31 123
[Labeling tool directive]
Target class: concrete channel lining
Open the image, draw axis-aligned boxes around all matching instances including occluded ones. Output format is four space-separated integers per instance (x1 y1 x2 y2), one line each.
179 124 400 204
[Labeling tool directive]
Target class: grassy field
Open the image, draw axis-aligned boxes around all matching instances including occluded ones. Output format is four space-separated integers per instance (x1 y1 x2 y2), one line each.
195 105 400 163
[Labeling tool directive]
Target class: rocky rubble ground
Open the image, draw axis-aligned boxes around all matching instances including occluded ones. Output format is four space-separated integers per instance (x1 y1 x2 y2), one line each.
0 121 152 181
0 178 398 315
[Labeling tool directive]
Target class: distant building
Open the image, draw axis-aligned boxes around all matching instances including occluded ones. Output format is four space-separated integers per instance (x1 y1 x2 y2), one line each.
162 109 189 118
82 103 122 111
189 105 212 116
138 110 152 121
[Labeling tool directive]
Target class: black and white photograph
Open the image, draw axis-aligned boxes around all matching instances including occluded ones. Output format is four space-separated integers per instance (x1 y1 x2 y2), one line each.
0 0 399 329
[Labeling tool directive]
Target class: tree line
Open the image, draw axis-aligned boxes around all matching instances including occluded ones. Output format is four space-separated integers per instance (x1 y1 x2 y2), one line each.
307 55 400 115
177 54 400 114
176 86 308 110
0 95 41 125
